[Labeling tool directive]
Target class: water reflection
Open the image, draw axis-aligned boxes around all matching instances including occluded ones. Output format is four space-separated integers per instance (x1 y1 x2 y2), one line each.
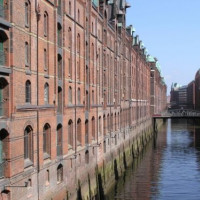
107 119 200 200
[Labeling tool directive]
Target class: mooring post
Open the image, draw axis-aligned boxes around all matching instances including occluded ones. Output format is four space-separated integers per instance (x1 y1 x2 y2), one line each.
153 118 157 133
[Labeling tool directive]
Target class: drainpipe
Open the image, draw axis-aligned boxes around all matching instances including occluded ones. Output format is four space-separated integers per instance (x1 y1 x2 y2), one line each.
36 1 40 200
95 16 99 153
74 0 77 186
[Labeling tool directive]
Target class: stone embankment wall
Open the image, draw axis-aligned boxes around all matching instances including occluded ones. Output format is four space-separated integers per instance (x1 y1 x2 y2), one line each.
50 119 163 200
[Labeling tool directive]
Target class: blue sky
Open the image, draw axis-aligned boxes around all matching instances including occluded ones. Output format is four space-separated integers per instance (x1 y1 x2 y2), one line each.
126 0 200 94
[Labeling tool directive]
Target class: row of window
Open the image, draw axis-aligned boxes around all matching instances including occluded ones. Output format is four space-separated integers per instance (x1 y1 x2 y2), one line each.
25 81 49 104
25 80 97 106
24 112 127 162
25 1 49 37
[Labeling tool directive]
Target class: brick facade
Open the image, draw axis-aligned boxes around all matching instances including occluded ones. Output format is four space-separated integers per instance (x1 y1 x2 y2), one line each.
0 0 166 199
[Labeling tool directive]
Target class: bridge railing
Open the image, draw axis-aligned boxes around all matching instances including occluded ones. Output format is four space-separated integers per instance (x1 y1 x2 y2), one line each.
158 109 200 117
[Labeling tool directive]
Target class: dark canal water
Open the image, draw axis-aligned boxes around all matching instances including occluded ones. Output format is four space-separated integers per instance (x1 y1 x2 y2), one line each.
106 119 200 200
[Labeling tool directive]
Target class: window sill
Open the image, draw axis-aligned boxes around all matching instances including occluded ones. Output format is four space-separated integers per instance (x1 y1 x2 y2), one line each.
25 69 31 75
44 74 49 79
0 116 8 120
24 159 33 169
16 104 55 111
25 63 30 68
25 24 29 28
43 153 50 160
57 181 62 185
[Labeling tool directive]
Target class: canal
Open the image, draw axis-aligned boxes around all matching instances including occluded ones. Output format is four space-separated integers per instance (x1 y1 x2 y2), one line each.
106 119 200 200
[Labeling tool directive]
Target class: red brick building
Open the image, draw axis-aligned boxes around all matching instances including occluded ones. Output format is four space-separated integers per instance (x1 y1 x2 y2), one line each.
0 0 166 199
148 56 167 115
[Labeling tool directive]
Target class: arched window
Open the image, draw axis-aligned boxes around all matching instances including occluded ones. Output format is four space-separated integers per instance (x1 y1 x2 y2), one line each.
92 90 94 104
77 119 82 145
0 129 9 177
44 48 47 70
68 120 73 149
92 117 95 140
57 124 62 156
85 150 89 164
69 1 71 15
77 88 81 104
57 86 62 113
86 66 89 84
69 86 72 104
77 34 80 53
103 115 106 135
25 42 30 66
24 126 33 162
57 164 63 183
68 58 72 77
58 54 62 79
107 114 110 132
43 123 51 157
44 83 49 104
25 80 31 103
25 1 30 27
44 12 48 36
77 9 80 23
68 27 72 49
57 23 62 47
91 49 94 84
99 116 102 135
46 170 50 184
85 120 89 144
86 90 89 110
91 43 94 61
92 22 94 34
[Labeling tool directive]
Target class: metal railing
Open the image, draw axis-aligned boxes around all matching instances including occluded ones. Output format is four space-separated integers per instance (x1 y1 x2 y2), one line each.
0 160 6 178
0 101 4 116
159 109 200 118
0 50 6 66
0 4 7 19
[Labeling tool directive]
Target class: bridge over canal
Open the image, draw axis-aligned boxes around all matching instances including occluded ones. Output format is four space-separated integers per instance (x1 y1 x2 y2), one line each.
152 109 200 131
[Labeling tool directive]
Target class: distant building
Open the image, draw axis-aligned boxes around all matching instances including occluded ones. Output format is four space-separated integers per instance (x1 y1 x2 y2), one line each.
170 83 180 108
178 85 188 108
187 81 195 109
170 83 188 109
